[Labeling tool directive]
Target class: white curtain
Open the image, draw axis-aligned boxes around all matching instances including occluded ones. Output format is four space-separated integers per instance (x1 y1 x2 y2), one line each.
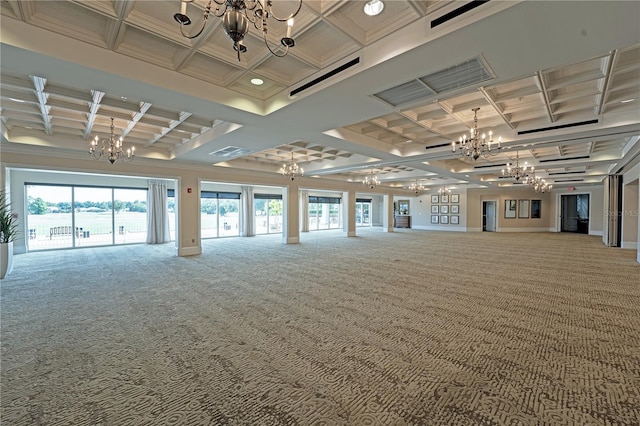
241 186 254 237
300 191 309 232
146 180 171 244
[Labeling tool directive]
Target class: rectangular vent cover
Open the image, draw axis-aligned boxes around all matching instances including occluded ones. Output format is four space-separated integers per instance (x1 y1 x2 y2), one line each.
431 1 489 28
290 57 360 97
373 57 492 107
554 179 585 183
474 163 507 169
548 171 584 176
425 142 452 150
539 155 590 163
518 119 599 135
209 146 251 158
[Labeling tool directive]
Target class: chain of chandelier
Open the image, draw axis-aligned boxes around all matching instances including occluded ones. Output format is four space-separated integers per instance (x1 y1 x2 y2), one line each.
174 0 302 62
88 118 135 164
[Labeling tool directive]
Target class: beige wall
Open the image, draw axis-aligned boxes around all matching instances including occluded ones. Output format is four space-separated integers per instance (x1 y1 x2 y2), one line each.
549 185 604 235
466 188 552 231
622 180 639 249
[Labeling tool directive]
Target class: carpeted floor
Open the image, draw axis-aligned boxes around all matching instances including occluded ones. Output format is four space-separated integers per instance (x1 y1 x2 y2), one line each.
1 229 639 425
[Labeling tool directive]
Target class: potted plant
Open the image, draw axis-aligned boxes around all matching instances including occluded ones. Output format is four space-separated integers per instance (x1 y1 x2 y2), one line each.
0 190 19 279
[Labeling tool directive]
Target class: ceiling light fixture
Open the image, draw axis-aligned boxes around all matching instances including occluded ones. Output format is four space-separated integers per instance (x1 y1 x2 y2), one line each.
89 118 134 164
409 179 425 194
524 172 552 193
363 169 380 189
280 152 303 181
174 0 302 62
451 107 502 160
364 0 384 16
502 151 533 181
250 78 264 85
438 185 451 194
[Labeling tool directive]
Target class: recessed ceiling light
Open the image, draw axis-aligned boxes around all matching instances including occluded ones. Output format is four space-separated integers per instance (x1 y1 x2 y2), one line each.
621 98 636 103
251 78 264 86
364 0 384 16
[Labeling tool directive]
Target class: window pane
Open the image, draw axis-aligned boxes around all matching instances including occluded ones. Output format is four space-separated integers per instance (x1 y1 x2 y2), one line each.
168 194 176 240
219 199 239 237
267 199 282 233
201 198 218 238
114 188 147 244
254 198 268 235
75 187 113 247
26 185 73 251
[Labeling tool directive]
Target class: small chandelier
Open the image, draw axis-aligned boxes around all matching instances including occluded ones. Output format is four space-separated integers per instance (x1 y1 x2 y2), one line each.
89 118 134 164
502 151 533 181
174 0 302 62
363 170 380 189
409 179 425 194
529 175 552 193
451 107 502 160
438 185 451 194
280 152 303 181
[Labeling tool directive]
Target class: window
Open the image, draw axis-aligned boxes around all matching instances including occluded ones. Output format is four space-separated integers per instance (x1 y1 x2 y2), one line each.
308 196 341 231
356 198 372 227
255 194 283 234
201 191 240 239
26 184 148 251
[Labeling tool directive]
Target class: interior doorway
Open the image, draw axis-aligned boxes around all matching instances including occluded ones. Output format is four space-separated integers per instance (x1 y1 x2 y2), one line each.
483 201 497 232
561 194 590 233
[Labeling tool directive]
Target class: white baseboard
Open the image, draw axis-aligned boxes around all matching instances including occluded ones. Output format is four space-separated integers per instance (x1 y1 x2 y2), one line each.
590 231 603 236
497 227 553 233
412 225 467 232
283 236 300 244
622 241 638 249
177 246 201 257
344 231 357 237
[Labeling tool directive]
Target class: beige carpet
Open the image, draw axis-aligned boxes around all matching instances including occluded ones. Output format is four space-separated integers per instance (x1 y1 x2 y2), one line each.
1 229 639 425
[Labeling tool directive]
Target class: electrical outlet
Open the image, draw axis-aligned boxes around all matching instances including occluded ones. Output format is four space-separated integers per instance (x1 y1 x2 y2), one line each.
191 238 195 243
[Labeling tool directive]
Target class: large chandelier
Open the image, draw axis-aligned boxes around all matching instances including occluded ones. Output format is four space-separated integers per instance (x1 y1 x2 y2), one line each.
409 179 425 194
89 118 135 164
502 151 533 181
363 170 380 189
174 0 302 62
451 107 502 160
280 152 303 181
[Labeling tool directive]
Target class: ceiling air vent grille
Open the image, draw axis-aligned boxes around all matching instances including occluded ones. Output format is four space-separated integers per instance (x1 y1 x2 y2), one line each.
290 57 360 97
518 119 598 135
548 171 585 176
554 179 584 183
425 142 452 150
431 0 490 28
420 58 492 93
373 57 493 107
209 146 251 158
474 163 507 169
539 155 590 163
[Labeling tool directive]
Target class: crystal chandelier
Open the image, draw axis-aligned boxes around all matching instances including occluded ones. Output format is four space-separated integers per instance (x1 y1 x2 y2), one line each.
451 107 502 160
174 0 302 62
89 118 135 164
409 179 425 194
502 151 533 181
280 152 303 181
363 170 380 189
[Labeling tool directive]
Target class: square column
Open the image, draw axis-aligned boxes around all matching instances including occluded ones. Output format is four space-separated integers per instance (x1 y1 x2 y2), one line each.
282 183 300 244
343 189 356 237
382 194 395 232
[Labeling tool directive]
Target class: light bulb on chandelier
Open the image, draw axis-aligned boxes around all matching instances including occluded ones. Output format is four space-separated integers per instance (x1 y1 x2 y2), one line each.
451 107 502 160
89 118 135 164
174 0 302 62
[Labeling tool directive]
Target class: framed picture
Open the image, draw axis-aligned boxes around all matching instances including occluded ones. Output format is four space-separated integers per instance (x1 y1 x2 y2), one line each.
505 199 516 218
431 205 439 214
451 215 459 224
518 200 530 218
431 215 439 224
451 194 459 203
431 195 439 203
441 194 449 204
440 215 449 224
531 200 541 218
397 200 410 215
451 205 459 214
440 205 449 214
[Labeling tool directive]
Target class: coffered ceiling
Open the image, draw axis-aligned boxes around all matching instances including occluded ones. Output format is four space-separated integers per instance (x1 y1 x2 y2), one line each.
1 0 639 192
